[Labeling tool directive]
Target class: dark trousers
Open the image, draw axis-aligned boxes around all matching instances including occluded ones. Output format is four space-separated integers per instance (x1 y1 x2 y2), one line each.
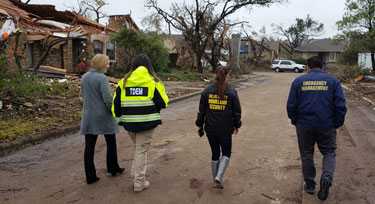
207 134 232 161
296 125 336 184
84 134 120 181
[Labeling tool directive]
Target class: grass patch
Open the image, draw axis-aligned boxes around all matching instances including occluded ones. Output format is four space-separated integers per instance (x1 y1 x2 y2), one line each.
0 69 83 142
0 69 79 102
157 69 209 81
0 71 50 103
0 111 82 141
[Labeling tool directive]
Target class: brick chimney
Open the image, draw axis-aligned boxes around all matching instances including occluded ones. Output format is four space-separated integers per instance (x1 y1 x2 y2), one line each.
302 35 309 46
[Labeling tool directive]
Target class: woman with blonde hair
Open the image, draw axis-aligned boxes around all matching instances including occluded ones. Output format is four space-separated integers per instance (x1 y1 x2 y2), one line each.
112 54 169 192
80 54 124 184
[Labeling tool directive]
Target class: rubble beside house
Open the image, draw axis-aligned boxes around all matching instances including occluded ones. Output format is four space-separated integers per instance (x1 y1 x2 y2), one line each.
163 34 198 69
240 38 275 63
0 0 138 74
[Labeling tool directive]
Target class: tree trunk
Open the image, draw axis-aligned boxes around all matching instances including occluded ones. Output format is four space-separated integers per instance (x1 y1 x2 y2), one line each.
14 32 22 70
33 48 50 75
208 50 220 73
197 55 203 73
33 38 68 74
371 52 375 72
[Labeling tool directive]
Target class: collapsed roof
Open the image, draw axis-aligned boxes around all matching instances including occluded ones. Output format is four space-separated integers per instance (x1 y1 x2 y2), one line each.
0 0 114 39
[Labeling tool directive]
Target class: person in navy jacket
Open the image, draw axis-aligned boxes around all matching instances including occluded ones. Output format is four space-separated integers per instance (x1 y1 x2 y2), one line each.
287 56 347 201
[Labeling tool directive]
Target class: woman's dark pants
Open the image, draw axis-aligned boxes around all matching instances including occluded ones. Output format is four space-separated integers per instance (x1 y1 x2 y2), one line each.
207 133 232 161
84 134 120 182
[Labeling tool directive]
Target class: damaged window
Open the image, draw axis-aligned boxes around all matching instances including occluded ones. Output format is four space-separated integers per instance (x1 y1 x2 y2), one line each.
93 40 104 54
106 41 115 61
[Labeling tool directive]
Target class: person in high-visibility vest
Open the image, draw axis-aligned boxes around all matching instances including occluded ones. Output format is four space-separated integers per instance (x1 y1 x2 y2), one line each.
112 54 169 192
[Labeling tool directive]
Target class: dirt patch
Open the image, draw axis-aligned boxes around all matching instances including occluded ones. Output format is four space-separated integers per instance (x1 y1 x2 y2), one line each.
189 178 204 197
368 172 375 178
232 190 245 196
281 165 301 171
345 82 375 104
238 166 261 174
338 125 356 147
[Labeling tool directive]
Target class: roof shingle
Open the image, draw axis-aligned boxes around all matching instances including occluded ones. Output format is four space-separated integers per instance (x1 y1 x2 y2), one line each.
294 39 345 52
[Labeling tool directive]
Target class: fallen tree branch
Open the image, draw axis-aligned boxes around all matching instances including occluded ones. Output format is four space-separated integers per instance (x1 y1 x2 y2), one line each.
0 97 33 108
261 193 276 201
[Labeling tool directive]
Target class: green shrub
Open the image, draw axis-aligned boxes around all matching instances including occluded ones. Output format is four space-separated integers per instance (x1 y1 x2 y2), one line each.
237 62 252 74
111 29 170 73
108 66 127 79
0 70 77 102
0 71 50 102
290 58 307 65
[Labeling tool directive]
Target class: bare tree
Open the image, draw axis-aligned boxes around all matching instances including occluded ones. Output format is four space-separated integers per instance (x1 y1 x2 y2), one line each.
17 0 31 3
85 0 108 23
242 25 270 65
64 0 108 23
142 12 166 34
273 14 324 53
204 20 246 72
146 0 284 73
64 0 91 19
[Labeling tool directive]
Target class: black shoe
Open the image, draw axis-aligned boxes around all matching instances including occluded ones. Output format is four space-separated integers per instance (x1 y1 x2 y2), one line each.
87 177 100 184
304 181 316 194
318 177 331 201
110 168 125 176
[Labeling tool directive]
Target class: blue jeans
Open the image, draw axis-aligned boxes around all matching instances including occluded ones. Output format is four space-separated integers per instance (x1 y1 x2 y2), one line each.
207 133 232 161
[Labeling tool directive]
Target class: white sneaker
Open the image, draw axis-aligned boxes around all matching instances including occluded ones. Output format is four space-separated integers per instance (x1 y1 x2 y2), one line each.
134 181 150 192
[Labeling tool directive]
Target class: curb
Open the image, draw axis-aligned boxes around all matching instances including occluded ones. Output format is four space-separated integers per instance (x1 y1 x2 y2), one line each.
0 75 251 156
0 123 81 156
168 76 251 103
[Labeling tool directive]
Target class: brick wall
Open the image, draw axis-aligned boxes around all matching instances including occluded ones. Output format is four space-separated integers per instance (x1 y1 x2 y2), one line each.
0 31 29 70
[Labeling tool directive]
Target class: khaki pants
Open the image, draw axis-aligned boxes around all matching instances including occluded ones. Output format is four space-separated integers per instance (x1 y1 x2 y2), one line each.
128 129 154 187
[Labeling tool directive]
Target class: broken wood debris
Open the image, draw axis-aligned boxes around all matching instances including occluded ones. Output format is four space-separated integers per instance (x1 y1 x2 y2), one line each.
0 97 33 108
261 193 276 201
24 67 66 79
352 75 375 83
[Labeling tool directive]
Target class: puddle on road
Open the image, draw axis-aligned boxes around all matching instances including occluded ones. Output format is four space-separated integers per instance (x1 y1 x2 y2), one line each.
233 75 270 89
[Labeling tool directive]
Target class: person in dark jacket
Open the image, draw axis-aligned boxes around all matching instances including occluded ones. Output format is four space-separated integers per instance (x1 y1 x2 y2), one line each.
287 56 347 201
112 54 169 192
80 54 124 184
196 66 242 189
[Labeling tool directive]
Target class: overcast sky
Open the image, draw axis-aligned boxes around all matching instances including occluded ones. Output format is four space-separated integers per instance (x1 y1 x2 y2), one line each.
30 0 347 39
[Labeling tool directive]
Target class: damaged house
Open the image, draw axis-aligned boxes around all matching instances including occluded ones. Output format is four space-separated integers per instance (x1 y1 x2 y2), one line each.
240 38 275 63
0 0 118 74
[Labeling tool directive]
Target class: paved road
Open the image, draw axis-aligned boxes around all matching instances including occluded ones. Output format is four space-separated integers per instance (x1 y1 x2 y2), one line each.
1 72 374 204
